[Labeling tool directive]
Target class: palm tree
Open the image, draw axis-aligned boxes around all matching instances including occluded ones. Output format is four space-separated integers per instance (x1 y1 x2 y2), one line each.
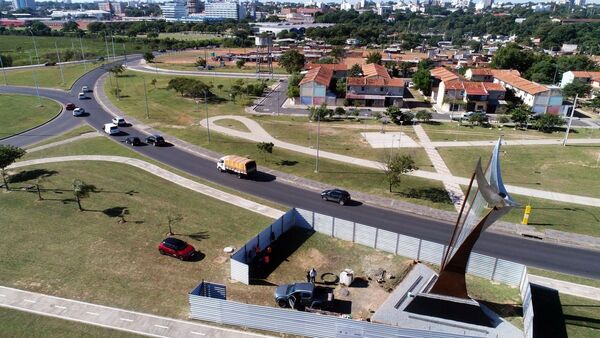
72 179 95 211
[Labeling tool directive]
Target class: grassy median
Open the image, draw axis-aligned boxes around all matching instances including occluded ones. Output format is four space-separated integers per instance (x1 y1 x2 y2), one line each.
3 63 100 90
0 94 61 137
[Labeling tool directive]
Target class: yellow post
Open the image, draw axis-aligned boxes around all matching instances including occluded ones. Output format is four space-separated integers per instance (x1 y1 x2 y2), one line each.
522 205 532 225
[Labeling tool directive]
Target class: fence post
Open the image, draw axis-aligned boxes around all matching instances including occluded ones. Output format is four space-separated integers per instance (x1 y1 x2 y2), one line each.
491 257 499 281
352 222 356 243
417 239 422 260
311 211 315 229
331 217 335 237
395 233 400 255
374 228 379 249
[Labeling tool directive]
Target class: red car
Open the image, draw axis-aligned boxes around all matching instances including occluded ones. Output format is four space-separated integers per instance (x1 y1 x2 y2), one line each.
158 237 196 260
65 103 76 110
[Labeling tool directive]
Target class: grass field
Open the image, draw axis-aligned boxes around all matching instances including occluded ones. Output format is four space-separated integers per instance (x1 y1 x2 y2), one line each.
421 122 600 142
3 63 100 89
0 94 60 137
25 124 97 149
151 61 288 74
560 294 600 338
0 35 147 67
0 307 141 338
440 145 600 199
140 32 224 41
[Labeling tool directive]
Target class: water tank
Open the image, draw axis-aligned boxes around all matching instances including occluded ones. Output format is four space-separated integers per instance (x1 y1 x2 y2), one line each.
340 269 354 286
255 36 273 47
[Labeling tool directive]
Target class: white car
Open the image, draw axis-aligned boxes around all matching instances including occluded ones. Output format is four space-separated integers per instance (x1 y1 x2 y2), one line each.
72 107 85 117
78 92 87 99
103 123 119 135
81 85 89 92
112 116 127 126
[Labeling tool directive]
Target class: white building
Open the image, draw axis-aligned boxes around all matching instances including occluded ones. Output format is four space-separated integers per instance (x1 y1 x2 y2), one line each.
575 0 585 6
50 10 110 19
203 1 246 21
340 0 353 10
160 1 187 19
475 0 492 10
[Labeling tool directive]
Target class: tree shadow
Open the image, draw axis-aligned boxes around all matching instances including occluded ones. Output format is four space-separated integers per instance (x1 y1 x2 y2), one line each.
9 169 57 183
187 230 210 242
400 187 452 204
252 171 276 182
276 160 298 166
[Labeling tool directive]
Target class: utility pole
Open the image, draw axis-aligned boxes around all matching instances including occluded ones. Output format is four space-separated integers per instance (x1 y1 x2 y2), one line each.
111 33 117 64
315 112 321 173
79 36 87 71
0 55 7 85
204 90 211 144
28 52 41 106
563 94 578 146
122 43 127 67
143 77 150 119
29 29 40 64
54 41 65 85
104 32 111 62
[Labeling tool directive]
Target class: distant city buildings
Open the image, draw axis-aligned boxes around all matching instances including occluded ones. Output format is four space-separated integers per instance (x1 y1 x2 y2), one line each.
98 2 124 16
12 0 35 10
160 1 187 19
203 1 245 21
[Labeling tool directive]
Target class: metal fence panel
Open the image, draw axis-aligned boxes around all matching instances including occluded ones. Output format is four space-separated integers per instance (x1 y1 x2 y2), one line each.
466 252 496 280
333 218 354 242
295 208 314 229
354 223 376 248
396 234 420 259
314 212 334 235
375 229 397 254
492 259 526 286
418 240 445 265
230 259 249 285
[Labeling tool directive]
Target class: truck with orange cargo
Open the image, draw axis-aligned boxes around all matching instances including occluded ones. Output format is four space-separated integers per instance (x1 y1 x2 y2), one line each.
217 155 257 178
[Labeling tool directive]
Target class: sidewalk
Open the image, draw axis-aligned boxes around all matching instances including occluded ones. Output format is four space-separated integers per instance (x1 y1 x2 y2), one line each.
430 138 600 148
0 285 268 338
528 275 600 302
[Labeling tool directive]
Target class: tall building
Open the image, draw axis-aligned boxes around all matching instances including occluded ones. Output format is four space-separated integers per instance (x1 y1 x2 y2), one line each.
160 0 187 19
187 0 201 14
203 1 245 21
575 0 585 6
12 0 35 10
99 2 124 15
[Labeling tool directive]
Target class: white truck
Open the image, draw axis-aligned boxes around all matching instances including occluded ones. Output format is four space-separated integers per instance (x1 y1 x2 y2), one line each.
217 155 257 178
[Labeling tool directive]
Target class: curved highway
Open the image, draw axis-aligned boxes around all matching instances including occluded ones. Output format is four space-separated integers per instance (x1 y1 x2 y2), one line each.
2 58 600 280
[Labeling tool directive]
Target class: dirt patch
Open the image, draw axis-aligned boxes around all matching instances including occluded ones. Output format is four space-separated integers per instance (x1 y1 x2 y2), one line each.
176 113 194 126
213 256 228 264
297 248 328 270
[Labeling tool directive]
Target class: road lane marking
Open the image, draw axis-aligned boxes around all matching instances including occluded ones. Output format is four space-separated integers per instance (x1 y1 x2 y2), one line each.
154 324 169 329
190 331 206 336
23 299 36 303
86 311 100 316
120 318 134 322
53 305 67 309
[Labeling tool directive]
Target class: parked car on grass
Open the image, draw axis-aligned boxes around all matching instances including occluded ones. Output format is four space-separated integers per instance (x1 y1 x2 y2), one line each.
125 136 141 146
65 103 76 110
158 237 196 261
274 282 334 310
72 107 85 117
112 116 127 126
145 134 165 146
320 189 351 205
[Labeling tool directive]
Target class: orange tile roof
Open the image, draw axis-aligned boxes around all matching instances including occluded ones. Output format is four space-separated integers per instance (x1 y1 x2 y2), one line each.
299 66 333 87
361 63 391 79
431 67 460 82
305 63 347 71
462 81 487 95
443 79 464 90
347 77 405 87
570 71 600 78
468 68 521 77
492 72 548 95
483 82 506 92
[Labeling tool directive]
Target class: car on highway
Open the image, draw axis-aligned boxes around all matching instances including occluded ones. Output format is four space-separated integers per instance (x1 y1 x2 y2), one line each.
321 189 351 205
125 136 142 146
72 107 85 117
103 123 119 135
158 237 196 260
65 103 76 110
145 134 166 146
112 116 127 126
78 92 87 100
81 86 90 93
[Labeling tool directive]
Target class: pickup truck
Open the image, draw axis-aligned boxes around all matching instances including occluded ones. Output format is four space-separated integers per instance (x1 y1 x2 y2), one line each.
217 155 256 178
274 282 334 310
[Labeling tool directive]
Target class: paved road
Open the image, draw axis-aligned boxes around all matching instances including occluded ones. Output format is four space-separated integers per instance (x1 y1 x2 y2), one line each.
0 286 267 338
2 59 600 280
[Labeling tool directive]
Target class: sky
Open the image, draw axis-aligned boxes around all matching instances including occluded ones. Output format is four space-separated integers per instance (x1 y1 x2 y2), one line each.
59 0 600 3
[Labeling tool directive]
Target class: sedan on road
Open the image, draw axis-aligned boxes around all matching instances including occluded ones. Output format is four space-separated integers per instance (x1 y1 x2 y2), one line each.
125 136 141 146
158 237 196 260
146 134 165 146
321 189 351 205
65 103 76 110
72 107 85 117
112 116 127 126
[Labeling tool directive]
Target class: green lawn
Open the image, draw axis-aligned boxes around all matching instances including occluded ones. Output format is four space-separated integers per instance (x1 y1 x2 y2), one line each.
0 307 141 338
0 94 60 137
151 61 288 74
4 63 100 89
213 118 251 132
25 124 97 149
467 274 523 329
560 294 600 338
422 122 600 142
0 35 148 67
440 145 600 199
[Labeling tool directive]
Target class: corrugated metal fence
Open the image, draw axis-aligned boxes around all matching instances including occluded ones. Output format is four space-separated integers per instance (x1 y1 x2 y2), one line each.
520 271 534 338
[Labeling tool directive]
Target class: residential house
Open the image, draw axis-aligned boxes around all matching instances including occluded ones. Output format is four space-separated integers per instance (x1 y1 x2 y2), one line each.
299 66 334 105
346 77 405 107
560 70 600 90
305 63 347 78
493 72 566 115
464 68 521 83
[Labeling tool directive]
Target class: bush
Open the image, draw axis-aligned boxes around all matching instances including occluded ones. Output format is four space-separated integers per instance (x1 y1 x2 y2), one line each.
497 115 510 124
334 107 346 117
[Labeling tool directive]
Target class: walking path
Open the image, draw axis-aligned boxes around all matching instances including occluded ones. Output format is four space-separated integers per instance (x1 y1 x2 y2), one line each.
412 124 465 212
528 275 600 302
430 138 600 148
9 155 285 220
26 131 101 153
201 115 600 208
0 285 269 338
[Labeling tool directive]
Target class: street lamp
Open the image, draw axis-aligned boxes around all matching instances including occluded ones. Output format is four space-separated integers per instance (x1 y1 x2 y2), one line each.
204 90 211 144
27 51 42 106
563 94 579 146
315 111 321 173
143 77 150 119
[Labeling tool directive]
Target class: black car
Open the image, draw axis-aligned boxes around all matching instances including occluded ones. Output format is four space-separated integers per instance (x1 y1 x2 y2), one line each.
125 136 142 146
321 189 351 205
145 134 165 146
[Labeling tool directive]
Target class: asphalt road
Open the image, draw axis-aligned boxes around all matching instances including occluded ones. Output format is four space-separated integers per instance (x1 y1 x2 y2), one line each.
2 60 600 280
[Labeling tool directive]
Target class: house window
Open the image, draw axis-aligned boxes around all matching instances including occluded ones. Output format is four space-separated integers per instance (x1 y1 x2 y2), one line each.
361 87 365 91
380 87 384 92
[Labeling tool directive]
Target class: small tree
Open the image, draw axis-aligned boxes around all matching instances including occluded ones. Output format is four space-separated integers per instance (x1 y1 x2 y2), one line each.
72 179 95 211
562 80 592 99
150 78 157 88
335 78 346 97
236 59 246 69
108 64 124 77
308 104 329 121
257 142 274 162
384 154 418 192
0 145 26 191
588 96 600 113
468 113 486 126
385 106 414 124
217 83 224 93
163 214 182 236
509 104 531 129
412 68 432 96
348 64 362 77
334 107 346 117
415 110 432 123
279 49 305 73
143 52 155 63
195 57 207 68
366 51 382 65
534 114 565 132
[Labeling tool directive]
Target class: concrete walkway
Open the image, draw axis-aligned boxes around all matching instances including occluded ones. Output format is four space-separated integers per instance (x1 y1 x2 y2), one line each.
0 285 269 338
430 138 600 148
9 155 284 220
528 275 600 302
413 124 465 212
201 115 600 208
26 131 101 153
